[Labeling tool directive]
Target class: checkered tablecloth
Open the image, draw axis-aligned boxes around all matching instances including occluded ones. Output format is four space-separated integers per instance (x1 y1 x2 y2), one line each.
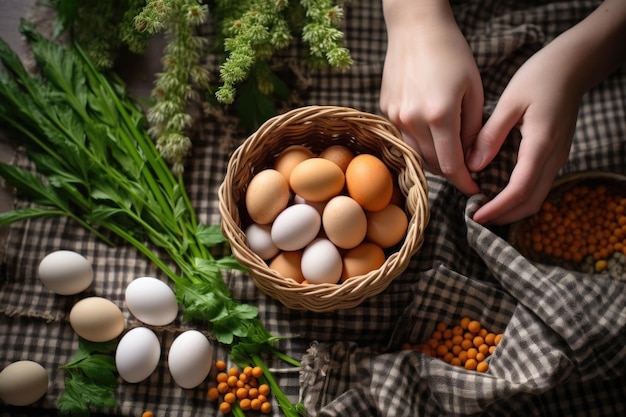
1 0 625 416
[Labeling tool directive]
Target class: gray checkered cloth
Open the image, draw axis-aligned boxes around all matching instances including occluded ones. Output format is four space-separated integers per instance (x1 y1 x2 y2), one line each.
1 0 625 416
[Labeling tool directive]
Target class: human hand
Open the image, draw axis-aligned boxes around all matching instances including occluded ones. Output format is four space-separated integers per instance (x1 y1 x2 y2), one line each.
468 0 626 225
380 0 483 195
467 49 580 225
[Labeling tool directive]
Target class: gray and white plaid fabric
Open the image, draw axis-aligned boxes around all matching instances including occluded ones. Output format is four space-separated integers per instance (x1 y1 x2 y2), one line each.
1 0 625 416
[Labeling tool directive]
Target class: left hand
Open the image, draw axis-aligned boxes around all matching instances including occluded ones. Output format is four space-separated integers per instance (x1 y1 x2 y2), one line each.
467 47 581 225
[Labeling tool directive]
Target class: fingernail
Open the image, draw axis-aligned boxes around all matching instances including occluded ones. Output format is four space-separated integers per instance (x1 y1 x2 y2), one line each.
467 150 483 171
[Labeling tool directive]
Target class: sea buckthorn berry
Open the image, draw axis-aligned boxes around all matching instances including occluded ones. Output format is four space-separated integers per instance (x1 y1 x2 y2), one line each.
215 360 227 371
252 366 263 378
224 392 236 404
476 361 489 373
219 401 231 414
468 320 481 334
261 401 273 414
473 336 485 348
236 387 249 400
227 375 238 387
216 372 228 383
251 398 262 410
217 382 230 394
228 367 240 377
494 334 503 345
258 384 271 396
460 317 471 329
207 387 219 401
465 358 478 371
142 412 154 417
240 398 252 411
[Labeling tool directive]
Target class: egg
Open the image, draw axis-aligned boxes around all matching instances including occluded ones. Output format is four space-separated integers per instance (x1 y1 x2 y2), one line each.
346 154 393 211
366 204 409 248
319 145 354 171
245 223 280 260
271 204 321 251
322 195 367 249
301 238 343 284
274 145 314 181
289 158 345 202
125 277 179 326
37 250 93 295
341 242 386 281
168 330 213 389
268 250 305 283
69 297 125 342
115 327 161 383
245 169 290 224
0 360 48 406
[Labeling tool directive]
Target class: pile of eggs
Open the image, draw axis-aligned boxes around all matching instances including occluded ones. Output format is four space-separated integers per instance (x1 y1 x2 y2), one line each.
0 250 213 407
244 144 409 285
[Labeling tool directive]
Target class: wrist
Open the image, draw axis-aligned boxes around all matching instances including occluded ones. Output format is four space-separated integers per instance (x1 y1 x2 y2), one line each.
383 0 456 31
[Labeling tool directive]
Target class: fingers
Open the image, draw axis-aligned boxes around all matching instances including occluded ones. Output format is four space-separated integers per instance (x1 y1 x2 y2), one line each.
467 96 523 172
472 127 564 225
428 104 480 195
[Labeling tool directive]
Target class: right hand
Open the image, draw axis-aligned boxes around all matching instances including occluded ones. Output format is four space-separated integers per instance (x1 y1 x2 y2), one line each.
380 0 483 195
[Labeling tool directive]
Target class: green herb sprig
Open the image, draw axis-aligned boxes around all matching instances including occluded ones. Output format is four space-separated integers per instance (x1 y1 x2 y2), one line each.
57 339 118 417
0 21 302 417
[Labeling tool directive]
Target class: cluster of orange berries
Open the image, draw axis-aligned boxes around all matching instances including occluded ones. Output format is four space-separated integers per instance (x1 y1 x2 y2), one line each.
207 360 273 415
402 317 503 373
522 184 626 271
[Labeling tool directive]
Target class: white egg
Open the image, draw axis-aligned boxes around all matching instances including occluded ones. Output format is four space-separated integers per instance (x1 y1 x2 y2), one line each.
245 223 280 260
271 204 321 251
38 250 93 295
116 327 161 383
0 360 48 406
125 277 179 326
301 238 343 284
167 330 213 389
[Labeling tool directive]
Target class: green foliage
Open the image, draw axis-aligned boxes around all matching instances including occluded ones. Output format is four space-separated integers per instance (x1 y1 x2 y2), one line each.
44 0 352 173
57 339 118 417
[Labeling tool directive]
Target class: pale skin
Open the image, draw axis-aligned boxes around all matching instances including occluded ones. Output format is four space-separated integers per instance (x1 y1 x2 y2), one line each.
380 0 626 225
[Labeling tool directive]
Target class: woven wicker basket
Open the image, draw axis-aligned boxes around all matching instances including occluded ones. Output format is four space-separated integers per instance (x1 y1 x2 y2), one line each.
508 171 626 268
218 105 430 312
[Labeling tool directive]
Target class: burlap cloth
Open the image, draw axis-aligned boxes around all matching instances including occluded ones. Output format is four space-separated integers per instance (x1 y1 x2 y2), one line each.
1 0 625 416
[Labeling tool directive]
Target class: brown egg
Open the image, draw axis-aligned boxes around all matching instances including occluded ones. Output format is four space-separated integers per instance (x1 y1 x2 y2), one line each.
69 297 125 342
322 195 367 249
366 204 408 248
268 251 305 283
341 242 386 281
345 154 393 211
320 145 354 172
245 169 290 224
274 145 314 182
289 158 345 202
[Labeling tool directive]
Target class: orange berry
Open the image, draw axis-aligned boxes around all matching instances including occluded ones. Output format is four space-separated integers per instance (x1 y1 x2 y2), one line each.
251 398 262 410
224 392 236 404
468 320 481 334
215 360 227 371
476 361 489 373
236 387 249 400
217 382 230 394
465 358 478 371
261 401 272 414
240 398 252 410
142 412 154 417
228 367 240 377
207 387 220 401
219 401 231 414
227 375 238 387
258 384 271 396
216 372 228 383
252 366 263 378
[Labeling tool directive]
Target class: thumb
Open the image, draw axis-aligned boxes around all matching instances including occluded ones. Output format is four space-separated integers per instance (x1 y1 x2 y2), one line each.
467 101 524 172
